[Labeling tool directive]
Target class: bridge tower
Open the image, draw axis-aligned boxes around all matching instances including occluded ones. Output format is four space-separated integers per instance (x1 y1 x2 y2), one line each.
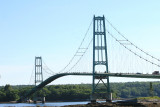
91 15 111 102
35 56 43 86
34 56 45 103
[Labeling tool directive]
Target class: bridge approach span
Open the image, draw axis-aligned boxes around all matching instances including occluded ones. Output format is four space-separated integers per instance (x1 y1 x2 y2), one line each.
25 72 160 98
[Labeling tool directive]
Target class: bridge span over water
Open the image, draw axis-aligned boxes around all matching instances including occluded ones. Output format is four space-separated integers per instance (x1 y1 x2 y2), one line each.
25 72 160 98
25 15 160 102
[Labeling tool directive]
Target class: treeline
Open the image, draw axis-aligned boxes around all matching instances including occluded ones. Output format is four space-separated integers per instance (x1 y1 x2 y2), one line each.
0 82 160 102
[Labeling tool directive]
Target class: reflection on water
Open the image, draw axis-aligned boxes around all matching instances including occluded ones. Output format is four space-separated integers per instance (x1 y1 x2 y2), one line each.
0 100 123 107
0 101 89 107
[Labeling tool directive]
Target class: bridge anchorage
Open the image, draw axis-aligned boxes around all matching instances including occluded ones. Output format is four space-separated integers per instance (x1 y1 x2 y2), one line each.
91 15 111 102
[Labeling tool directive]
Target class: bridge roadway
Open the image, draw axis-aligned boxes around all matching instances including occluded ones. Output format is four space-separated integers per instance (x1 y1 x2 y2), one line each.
24 72 160 98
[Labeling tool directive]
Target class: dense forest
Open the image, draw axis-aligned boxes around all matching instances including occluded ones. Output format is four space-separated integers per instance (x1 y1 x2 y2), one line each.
0 82 160 102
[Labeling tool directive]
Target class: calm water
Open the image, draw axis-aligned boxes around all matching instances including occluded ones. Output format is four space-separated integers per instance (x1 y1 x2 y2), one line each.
0 101 89 107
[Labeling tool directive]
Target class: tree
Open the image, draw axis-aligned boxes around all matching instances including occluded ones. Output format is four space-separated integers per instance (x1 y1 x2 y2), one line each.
0 91 6 101
4 84 12 91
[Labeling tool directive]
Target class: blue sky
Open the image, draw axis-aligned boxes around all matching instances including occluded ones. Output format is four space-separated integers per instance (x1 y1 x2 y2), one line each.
0 0 160 85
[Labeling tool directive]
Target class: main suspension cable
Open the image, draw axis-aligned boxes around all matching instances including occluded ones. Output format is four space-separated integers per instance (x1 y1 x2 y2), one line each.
42 60 55 75
58 19 93 73
105 18 160 62
29 65 35 85
106 30 160 67
66 38 93 73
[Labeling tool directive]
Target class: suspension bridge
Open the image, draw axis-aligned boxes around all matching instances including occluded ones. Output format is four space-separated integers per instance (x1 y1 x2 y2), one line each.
24 15 160 102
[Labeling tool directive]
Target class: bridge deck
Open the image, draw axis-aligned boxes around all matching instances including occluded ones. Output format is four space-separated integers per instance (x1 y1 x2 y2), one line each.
70 72 160 79
24 72 160 99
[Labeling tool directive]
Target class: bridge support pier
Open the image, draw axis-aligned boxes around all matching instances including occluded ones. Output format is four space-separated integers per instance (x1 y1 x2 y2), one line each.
33 97 45 104
42 97 45 104
106 93 112 102
91 92 112 103
33 98 37 104
90 94 97 103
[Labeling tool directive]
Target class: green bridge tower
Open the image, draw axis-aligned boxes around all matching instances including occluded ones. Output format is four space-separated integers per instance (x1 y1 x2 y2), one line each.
91 15 111 102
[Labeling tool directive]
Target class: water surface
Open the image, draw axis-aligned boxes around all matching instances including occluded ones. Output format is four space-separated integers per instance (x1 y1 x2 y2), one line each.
0 101 89 107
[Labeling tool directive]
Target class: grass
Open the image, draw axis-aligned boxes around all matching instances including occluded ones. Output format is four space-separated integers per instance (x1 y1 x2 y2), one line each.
137 96 160 100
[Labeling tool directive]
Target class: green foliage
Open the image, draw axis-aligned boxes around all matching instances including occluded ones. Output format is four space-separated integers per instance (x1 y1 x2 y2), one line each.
0 82 160 102
0 84 20 101
4 84 12 91
138 96 160 100
44 85 91 101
